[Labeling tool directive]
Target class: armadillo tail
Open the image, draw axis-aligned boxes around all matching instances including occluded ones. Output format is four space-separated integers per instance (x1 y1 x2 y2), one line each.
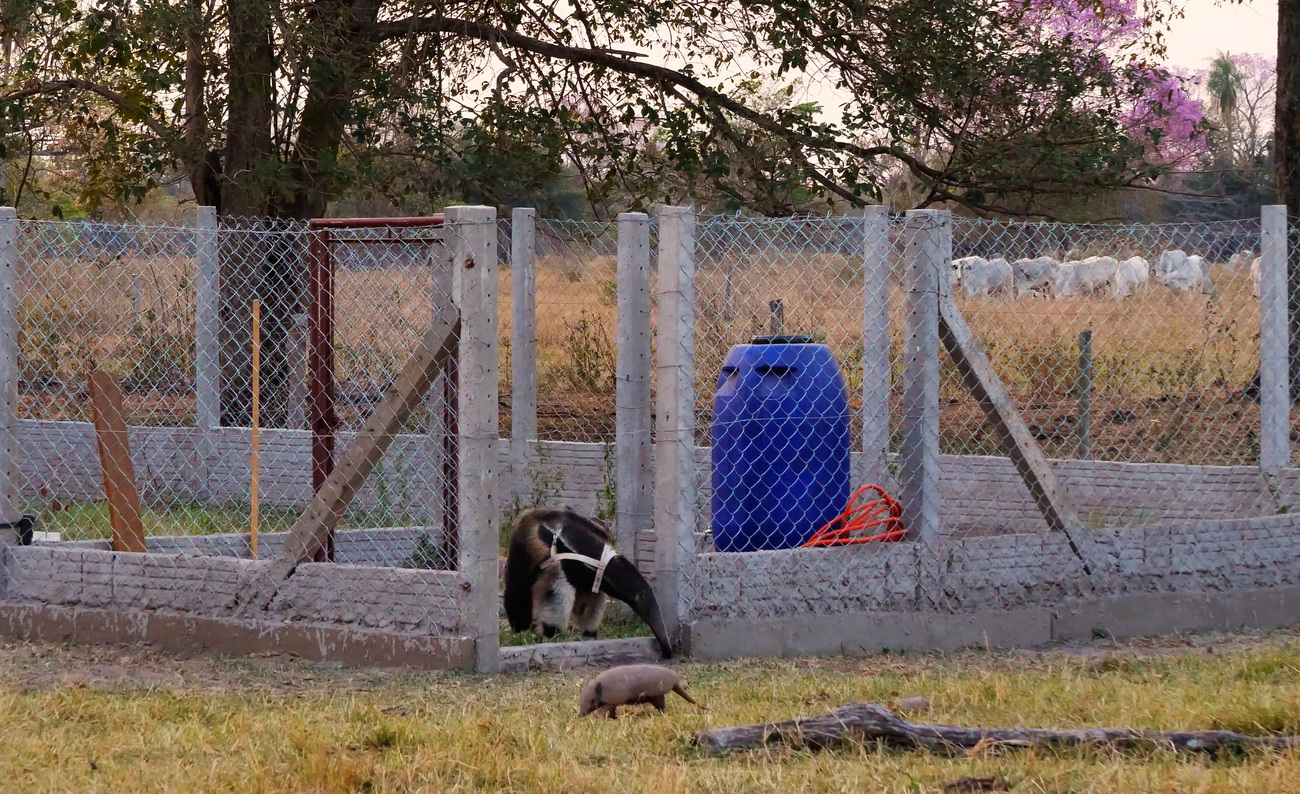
674 683 703 708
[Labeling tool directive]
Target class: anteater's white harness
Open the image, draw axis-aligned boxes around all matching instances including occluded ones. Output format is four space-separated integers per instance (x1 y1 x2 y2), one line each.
542 528 620 593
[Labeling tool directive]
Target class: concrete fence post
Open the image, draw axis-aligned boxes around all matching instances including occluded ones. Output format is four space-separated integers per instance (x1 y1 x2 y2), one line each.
448 205 500 673
510 207 537 506
616 212 653 559
1260 205 1290 472
861 205 891 484
653 205 696 643
194 206 220 431
0 208 17 525
900 209 945 545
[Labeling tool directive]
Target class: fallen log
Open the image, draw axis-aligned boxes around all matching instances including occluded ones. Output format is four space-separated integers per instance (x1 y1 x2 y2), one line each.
690 702 1300 755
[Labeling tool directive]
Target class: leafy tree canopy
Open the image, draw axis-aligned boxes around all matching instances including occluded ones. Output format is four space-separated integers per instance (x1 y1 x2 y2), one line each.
0 0 1201 218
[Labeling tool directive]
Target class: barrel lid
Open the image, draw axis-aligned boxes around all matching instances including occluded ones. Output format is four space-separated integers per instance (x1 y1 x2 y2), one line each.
749 334 815 345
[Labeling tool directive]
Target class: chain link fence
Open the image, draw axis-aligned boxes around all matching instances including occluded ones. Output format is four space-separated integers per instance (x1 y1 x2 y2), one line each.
942 218 1265 536
529 218 622 443
3 213 483 651
1 206 1294 666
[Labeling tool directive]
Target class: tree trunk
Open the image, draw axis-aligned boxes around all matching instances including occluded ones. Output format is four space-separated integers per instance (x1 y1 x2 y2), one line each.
214 0 381 429
248 0 381 428
1277 0 1300 398
183 0 218 210
219 0 277 427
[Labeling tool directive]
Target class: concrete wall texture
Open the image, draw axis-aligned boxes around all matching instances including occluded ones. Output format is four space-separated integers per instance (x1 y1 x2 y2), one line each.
0 545 467 636
687 514 1300 623
8 418 1300 668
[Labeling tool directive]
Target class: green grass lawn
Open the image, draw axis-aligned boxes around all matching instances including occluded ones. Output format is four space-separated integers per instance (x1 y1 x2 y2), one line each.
4 631 1300 792
20 499 303 542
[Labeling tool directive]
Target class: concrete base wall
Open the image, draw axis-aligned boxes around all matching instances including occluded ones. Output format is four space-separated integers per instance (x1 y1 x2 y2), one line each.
0 604 474 669
0 544 469 638
682 513 1300 660
684 586 1300 660
687 513 1300 622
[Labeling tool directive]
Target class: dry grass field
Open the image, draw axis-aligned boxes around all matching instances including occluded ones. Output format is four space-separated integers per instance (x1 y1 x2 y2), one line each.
4 630 1300 791
11 232 1276 466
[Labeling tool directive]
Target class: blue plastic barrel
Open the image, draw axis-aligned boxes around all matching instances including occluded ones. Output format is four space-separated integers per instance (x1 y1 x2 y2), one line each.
711 335 851 552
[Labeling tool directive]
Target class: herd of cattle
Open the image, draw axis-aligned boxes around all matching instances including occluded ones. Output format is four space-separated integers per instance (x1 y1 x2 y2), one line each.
950 249 1263 300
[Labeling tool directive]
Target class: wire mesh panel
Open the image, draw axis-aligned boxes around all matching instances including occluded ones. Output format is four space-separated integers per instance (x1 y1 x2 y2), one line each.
941 218 1264 534
688 214 897 557
16 220 200 426
9 218 469 566
532 219 622 443
314 220 459 570
0 213 487 659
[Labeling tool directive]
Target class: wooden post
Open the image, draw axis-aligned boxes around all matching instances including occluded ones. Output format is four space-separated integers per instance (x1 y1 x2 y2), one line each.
250 299 261 558
653 205 696 640
306 225 336 562
769 299 784 335
448 205 500 674
616 212 653 558
1076 329 1093 460
900 210 944 544
0 208 18 523
1260 205 1290 471
286 312 309 430
861 206 891 484
278 309 460 564
510 207 538 505
194 206 219 431
88 371 146 553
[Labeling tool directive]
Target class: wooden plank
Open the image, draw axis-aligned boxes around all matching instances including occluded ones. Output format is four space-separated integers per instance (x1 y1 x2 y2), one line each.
937 295 1104 574
616 212 653 555
88 371 146 553
277 306 460 565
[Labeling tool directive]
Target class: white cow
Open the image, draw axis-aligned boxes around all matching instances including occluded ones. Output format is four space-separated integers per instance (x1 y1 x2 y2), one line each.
961 256 1014 298
1012 256 1059 297
1251 256 1262 298
1160 252 1208 293
1055 256 1118 297
1112 256 1150 299
1228 249 1256 270
1156 250 1188 280
950 256 985 289
1187 255 1211 286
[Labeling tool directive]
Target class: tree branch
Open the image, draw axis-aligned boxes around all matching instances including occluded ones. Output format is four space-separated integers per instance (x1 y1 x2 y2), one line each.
1 79 179 147
373 16 945 183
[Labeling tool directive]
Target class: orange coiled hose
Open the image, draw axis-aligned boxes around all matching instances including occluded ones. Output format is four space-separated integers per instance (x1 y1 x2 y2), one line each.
801 484 907 547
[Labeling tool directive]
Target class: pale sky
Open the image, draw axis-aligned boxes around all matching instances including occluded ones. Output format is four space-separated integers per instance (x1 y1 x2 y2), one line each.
1164 0 1277 68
